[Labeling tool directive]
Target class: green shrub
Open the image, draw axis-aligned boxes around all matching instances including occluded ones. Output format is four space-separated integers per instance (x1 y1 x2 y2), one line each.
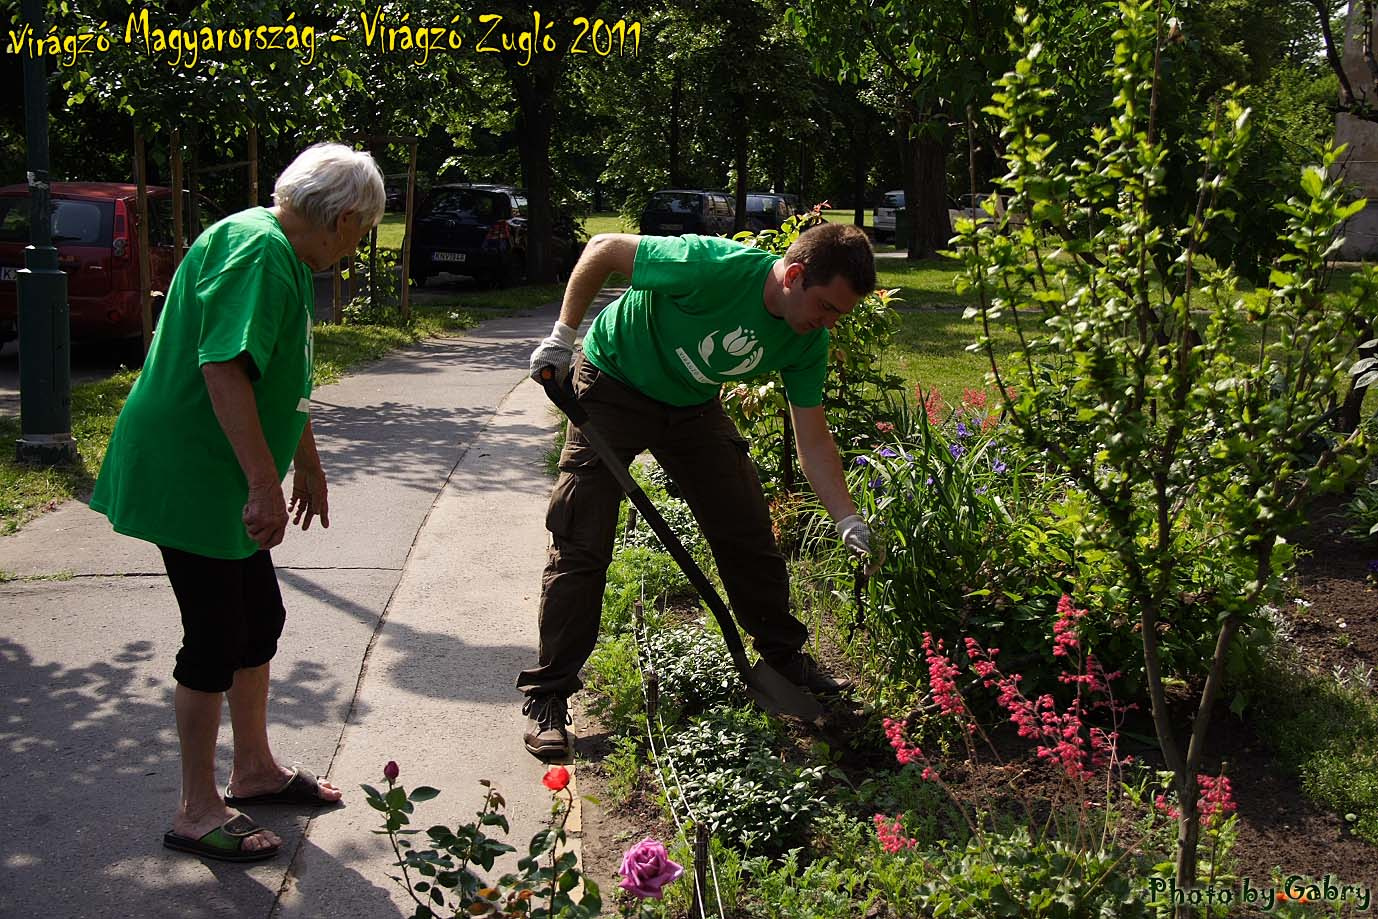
583 632 645 739
660 706 824 854
740 848 884 919
602 547 693 631
1343 478 1378 543
1251 659 1378 844
914 827 1154 918
643 622 745 716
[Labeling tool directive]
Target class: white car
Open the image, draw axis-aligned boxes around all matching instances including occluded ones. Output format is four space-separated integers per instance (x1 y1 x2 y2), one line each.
873 189 904 243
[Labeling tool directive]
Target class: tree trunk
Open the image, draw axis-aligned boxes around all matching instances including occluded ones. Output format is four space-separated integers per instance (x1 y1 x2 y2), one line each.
908 127 952 259
853 118 868 228
733 94 749 234
669 68 683 188
509 56 562 284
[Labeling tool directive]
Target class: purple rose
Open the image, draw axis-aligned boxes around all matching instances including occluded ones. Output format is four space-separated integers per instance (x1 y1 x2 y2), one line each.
383 761 399 783
618 838 684 899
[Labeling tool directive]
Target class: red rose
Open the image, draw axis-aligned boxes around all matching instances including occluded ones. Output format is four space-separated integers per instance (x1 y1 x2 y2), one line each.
542 766 570 792
383 761 399 783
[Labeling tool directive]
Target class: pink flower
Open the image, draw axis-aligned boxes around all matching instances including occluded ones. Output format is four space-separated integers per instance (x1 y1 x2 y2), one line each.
917 386 945 426
542 766 570 792
1198 774 1236 823
383 761 399 783
875 421 895 434
873 814 918 853
618 838 684 899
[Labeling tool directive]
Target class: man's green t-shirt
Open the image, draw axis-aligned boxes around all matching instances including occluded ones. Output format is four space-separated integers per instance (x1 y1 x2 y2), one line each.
91 207 315 560
582 235 829 407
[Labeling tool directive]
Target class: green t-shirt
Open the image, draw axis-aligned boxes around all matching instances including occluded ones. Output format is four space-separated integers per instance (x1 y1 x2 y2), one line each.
582 235 829 407
91 207 315 560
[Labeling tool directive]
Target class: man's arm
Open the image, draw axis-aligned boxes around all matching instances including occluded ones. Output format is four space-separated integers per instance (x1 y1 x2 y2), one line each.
790 403 857 523
203 355 288 549
559 233 640 327
792 403 873 560
530 233 640 382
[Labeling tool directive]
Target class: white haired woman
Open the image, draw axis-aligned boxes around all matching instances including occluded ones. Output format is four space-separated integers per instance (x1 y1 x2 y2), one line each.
92 143 384 862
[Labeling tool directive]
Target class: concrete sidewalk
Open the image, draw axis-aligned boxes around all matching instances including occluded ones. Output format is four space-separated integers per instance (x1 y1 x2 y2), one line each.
0 308 579 918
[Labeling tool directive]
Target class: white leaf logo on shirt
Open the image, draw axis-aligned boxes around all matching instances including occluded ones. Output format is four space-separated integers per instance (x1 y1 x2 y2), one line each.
691 328 765 378
723 327 755 356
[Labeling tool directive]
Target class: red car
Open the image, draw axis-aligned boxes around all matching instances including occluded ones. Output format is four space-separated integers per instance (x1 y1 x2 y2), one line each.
0 182 219 343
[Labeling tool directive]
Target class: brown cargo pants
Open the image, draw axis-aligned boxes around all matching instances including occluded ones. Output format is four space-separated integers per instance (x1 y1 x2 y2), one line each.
516 352 808 697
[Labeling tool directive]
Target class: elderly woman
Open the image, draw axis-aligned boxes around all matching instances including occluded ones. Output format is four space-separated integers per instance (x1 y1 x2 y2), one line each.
92 143 384 862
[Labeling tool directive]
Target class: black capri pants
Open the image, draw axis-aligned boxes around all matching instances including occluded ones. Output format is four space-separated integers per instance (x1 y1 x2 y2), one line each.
159 546 287 693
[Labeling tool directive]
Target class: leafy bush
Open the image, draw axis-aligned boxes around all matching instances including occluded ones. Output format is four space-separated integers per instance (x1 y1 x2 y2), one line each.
643 621 745 715
844 387 1054 682
1344 478 1378 543
660 706 824 854
953 0 1378 896
602 547 693 631
583 632 645 739
914 827 1154 919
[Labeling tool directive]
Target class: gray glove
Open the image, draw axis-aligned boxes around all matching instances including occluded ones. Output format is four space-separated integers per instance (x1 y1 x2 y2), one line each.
529 320 577 383
836 514 872 559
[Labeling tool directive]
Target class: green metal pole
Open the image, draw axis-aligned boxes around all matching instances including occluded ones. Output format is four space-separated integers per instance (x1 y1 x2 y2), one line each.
16 0 79 466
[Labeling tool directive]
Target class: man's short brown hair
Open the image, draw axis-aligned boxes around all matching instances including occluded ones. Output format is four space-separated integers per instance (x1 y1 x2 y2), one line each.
783 222 876 296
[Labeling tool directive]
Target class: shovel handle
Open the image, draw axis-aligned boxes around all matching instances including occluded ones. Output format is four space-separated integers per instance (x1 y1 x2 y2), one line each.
537 367 756 678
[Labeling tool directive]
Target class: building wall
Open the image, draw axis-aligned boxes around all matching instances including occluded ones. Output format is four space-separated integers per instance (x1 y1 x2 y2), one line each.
1334 1 1378 258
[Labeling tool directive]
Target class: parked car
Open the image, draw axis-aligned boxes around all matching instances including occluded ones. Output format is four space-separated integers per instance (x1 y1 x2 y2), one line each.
383 173 430 212
744 194 793 232
0 182 220 343
638 190 735 237
409 183 576 287
874 189 905 242
948 192 1009 227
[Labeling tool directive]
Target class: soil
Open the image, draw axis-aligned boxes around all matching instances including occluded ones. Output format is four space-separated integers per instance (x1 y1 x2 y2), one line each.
571 496 1378 916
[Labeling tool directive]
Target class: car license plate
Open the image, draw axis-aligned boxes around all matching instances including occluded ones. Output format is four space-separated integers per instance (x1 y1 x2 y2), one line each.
0 267 15 282
660 223 682 233
434 252 466 263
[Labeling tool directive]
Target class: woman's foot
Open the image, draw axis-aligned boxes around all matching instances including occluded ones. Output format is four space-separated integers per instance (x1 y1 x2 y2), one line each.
226 764 343 805
170 804 280 856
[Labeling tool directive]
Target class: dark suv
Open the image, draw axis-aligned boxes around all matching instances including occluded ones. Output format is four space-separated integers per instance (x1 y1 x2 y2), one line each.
409 184 579 287
639 190 735 237
0 183 219 343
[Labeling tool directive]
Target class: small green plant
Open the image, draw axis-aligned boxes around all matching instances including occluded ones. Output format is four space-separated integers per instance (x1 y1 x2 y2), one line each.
602 547 692 631
363 762 601 918
643 622 744 716
584 632 646 739
1251 657 1378 844
659 706 825 853
603 735 644 807
1343 478 1378 542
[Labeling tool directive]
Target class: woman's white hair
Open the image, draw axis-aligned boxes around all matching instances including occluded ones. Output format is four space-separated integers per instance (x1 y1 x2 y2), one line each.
272 143 385 229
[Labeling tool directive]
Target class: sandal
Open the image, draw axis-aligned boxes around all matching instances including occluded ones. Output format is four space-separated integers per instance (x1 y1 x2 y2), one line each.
162 813 280 863
224 766 339 807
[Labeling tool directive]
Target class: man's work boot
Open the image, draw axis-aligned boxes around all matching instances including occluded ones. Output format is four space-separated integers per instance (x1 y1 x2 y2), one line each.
765 651 852 697
522 693 572 760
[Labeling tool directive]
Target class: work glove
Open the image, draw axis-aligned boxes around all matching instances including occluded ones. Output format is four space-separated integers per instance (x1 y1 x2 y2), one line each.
836 514 872 559
529 320 578 384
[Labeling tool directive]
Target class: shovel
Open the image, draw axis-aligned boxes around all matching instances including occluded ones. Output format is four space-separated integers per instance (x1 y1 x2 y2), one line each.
538 367 824 722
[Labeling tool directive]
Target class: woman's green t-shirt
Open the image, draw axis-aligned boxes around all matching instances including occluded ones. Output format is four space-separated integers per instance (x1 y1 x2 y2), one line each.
91 207 314 560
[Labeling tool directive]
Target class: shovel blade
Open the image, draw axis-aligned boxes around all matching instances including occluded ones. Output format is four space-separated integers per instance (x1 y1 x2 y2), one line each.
745 661 825 722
